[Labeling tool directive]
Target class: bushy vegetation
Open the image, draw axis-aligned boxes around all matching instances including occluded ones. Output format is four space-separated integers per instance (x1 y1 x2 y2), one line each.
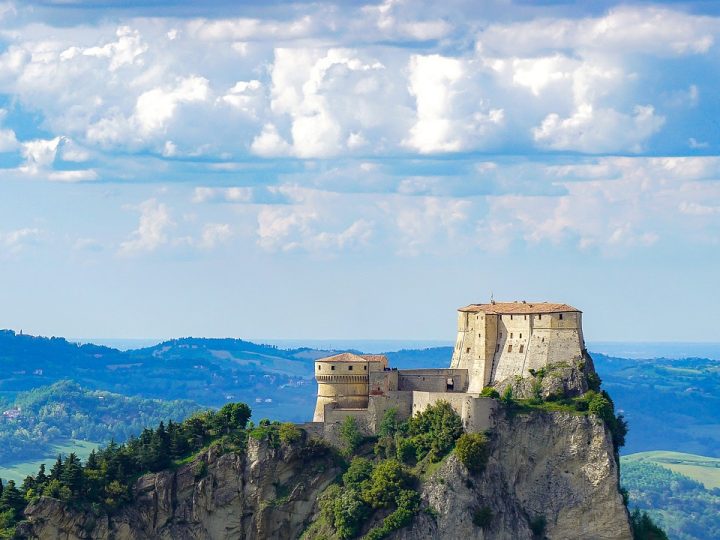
0 402 254 537
455 433 489 473
630 509 669 540
472 505 492 528
0 381 201 463
622 460 719 540
304 402 470 540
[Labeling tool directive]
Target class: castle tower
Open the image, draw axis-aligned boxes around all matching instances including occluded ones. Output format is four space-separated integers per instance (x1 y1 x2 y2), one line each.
450 302 585 393
312 353 388 422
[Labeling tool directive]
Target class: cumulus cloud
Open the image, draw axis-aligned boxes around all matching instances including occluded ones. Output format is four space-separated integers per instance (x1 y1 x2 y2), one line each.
134 76 210 135
533 104 665 153
118 198 174 256
0 109 18 152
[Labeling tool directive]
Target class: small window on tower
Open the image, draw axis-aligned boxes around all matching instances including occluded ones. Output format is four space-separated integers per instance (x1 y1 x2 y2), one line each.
559 313 564 320
520 344 524 353
508 344 513 352
510 333 513 338
318 365 321 370
331 365 335 370
364 366 367 370
348 365 353 371
466 347 471 353
496 344 500 352
538 314 542 320
510 315 513 320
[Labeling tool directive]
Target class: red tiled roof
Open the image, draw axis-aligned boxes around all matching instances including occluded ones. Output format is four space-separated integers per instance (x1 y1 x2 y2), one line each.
458 302 580 314
317 353 388 363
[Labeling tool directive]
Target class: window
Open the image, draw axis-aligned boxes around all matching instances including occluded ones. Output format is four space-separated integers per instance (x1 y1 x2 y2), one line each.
478 333 481 338
508 344 513 352
466 347 471 353
318 365 321 370
519 344 524 353
364 366 367 371
538 314 542 320
331 365 335 370
348 365 353 371
510 315 513 320
496 344 500 352
559 313 564 320
519 333 522 338
510 333 513 338
524 315 527 320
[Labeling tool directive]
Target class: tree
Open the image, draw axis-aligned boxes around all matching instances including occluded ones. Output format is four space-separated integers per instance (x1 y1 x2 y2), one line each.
340 417 362 455
455 432 489 473
214 403 252 434
60 453 84 496
0 480 25 519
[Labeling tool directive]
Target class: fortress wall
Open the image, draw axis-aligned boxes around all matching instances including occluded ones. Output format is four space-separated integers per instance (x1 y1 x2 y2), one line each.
368 392 414 430
398 369 468 392
322 405 373 440
369 370 398 395
411 392 496 433
462 396 497 433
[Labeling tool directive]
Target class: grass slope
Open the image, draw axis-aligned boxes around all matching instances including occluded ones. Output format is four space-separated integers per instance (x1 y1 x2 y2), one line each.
623 451 720 489
0 439 97 484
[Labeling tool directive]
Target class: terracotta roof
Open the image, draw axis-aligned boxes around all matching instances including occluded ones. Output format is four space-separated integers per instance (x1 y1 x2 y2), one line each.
458 302 580 314
317 353 388 363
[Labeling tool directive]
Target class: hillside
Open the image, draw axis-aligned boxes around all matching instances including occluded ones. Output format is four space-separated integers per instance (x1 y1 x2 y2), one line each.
0 381 201 463
621 457 720 540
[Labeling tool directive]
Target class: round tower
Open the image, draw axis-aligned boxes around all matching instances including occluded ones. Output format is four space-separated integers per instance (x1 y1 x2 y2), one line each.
313 352 388 422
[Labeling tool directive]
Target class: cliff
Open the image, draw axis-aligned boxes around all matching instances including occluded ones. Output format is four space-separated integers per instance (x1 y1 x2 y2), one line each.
18 408 631 540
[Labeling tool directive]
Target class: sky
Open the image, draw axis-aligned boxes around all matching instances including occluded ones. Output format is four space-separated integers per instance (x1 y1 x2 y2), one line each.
0 0 719 343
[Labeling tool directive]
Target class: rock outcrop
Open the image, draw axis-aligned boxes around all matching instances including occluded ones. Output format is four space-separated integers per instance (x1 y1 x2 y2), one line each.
19 435 340 540
19 405 631 540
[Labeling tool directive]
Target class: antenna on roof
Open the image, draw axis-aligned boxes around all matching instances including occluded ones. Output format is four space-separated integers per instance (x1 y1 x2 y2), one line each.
490 292 495 305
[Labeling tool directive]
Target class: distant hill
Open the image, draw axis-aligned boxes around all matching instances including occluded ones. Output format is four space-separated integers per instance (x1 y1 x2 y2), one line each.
1 329 719 455
0 380 201 463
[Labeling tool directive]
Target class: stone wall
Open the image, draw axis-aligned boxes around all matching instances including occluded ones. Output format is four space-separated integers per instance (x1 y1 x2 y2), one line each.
410 392 496 433
398 369 468 393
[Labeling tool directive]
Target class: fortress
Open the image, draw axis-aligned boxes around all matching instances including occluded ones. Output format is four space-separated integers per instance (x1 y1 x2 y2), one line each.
311 301 588 436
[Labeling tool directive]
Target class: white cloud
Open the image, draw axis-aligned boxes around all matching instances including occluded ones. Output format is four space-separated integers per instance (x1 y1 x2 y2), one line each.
0 108 18 151
404 54 503 153
533 104 665 153
118 198 174 256
197 223 232 249
192 186 254 203
679 201 720 216
477 7 716 57
19 137 62 174
251 123 291 157
0 227 42 255
134 75 210 135
60 26 147 72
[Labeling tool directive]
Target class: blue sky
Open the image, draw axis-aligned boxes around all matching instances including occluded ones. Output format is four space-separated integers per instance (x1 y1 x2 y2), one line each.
0 0 719 342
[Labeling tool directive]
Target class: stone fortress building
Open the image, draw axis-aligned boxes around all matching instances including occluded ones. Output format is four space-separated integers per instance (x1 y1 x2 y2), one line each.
311 301 587 437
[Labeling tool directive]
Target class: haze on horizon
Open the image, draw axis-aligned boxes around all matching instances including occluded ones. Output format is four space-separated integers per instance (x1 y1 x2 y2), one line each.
0 0 718 343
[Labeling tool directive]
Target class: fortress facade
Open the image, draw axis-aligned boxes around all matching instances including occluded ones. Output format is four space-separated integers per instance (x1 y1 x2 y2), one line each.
311 301 587 436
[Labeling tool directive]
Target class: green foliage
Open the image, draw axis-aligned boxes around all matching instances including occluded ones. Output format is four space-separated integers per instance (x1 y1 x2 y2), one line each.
0 381 202 464
278 423 302 444
480 387 500 399
455 433 489 474
621 459 718 540
377 408 399 438
0 401 258 533
472 506 492 528
404 401 463 463
342 457 373 488
339 417 362 456
586 371 602 392
395 438 416 464
629 509 669 540
501 385 513 405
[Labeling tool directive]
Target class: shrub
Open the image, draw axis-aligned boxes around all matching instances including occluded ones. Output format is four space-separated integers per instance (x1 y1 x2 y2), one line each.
586 371 602 392
472 506 492 528
378 408 399 438
342 457 373 488
405 401 463 463
480 387 500 399
501 385 514 405
362 459 413 510
278 422 302 444
339 416 362 455
396 438 416 464
455 433 489 474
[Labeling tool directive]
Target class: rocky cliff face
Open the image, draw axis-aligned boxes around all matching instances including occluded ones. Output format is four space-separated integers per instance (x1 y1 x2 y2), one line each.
19 436 340 540
399 410 632 540
20 407 631 540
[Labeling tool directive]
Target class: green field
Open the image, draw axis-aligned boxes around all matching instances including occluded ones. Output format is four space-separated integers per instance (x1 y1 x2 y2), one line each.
0 439 97 484
622 450 720 489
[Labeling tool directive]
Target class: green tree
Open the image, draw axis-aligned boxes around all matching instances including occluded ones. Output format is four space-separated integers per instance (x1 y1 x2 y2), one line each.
455 432 489 473
214 403 252 434
339 416 362 455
